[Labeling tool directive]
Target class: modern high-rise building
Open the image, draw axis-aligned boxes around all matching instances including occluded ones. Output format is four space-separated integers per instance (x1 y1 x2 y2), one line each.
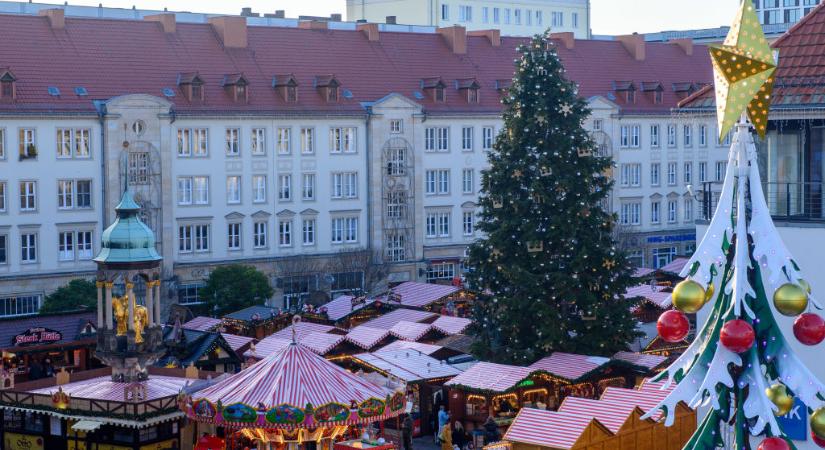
345 0 591 38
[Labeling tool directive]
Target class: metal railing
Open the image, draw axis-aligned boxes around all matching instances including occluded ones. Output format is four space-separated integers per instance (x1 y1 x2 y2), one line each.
700 181 825 222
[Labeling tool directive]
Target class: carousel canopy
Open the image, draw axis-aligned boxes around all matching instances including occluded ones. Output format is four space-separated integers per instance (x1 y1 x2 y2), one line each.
186 341 404 428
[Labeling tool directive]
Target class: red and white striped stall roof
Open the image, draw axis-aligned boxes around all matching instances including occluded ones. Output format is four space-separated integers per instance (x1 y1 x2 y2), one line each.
633 267 655 278
354 349 462 382
378 340 443 356
389 321 433 341
271 321 337 341
386 282 460 308
504 409 601 450
323 295 374 321
612 351 668 370
600 385 673 421
660 257 690 275
444 362 532 393
638 377 677 394
431 316 472 335
243 335 291 359
625 284 672 309
360 309 437 330
346 326 392 350
221 333 256 352
31 375 192 402
528 352 611 381
299 331 346 355
182 316 223 332
558 397 638 433
195 342 392 411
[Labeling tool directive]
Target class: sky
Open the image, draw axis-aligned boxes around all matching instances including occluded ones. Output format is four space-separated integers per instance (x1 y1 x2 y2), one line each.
46 0 740 36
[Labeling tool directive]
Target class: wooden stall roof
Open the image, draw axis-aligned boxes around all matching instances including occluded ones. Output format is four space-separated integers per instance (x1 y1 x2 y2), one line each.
378 340 443 356
528 352 611 382
431 316 472 335
444 362 532 393
504 408 612 450
612 351 668 371
352 348 463 382
625 284 672 309
182 316 222 332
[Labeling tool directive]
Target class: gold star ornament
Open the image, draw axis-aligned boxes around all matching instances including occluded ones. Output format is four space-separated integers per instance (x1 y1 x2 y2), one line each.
709 0 777 140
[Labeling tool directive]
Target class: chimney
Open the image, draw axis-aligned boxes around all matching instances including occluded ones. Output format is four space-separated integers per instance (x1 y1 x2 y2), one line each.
275 10 285 18
549 32 575 50
330 13 342 22
437 25 467 55
298 20 328 30
669 38 694 56
144 13 176 33
616 33 646 61
468 29 500 47
357 23 380 41
38 8 65 30
386 15 396 24
241 7 253 16
209 16 248 49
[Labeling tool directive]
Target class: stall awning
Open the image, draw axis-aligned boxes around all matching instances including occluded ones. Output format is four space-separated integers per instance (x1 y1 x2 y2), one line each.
72 420 104 432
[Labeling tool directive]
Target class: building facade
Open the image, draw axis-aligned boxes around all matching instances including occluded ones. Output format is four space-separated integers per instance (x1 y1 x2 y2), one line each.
755 0 822 29
345 0 590 38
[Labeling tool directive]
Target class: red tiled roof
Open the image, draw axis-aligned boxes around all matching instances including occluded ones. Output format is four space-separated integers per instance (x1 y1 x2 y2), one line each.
0 13 711 115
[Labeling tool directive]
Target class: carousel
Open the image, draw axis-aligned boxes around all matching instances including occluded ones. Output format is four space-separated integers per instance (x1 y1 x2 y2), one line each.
180 317 406 450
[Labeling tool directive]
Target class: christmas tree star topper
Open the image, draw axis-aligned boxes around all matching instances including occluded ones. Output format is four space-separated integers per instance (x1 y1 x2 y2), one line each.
708 0 777 140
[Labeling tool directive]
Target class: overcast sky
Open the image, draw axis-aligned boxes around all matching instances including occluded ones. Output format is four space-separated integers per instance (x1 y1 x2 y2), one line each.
52 0 740 36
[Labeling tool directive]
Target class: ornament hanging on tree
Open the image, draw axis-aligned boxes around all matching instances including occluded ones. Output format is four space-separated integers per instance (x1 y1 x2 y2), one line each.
757 437 790 450
764 383 794 416
657 310 690 343
812 407 825 440
719 319 755 353
773 283 808 316
672 279 706 314
793 313 825 346
812 432 825 449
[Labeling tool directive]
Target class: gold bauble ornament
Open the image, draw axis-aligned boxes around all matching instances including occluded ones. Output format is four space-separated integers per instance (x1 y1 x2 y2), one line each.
765 383 794 417
774 283 808 317
704 282 715 304
811 407 825 440
672 280 706 314
799 279 812 295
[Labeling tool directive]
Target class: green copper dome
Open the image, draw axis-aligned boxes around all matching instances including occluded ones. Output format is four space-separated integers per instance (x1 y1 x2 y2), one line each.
94 190 162 265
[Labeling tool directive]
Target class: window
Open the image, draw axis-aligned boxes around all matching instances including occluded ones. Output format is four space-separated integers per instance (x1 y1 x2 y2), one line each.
683 125 692 147
58 231 74 261
593 119 603 131
251 128 266 155
493 7 500 23
300 128 314 154
0 182 5 212
526 9 532 25
650 164 660 186
434 86 446 102
461 127 473 151
0 129 4 159
301 173 315 200
128 152 150 185
253 175 267 203
192 225 210 252
427 263 455 282
331 172 358 199
177 128 208 156
254 221 268 248
425 127 450 152
482 7 489 23
57 129 72 158
177 177 192 205
684 163 693 184
19 181 36 211
667 163 677 186
227 223 241 250
330 127 356 153
684 198 694 222
19 128 35 159
514 8 522 24
668 200 678 223
226 176 241 204
331 217 358 243
279 220 292 247
302 219 315 245
58 180 74 210
390 120 403 134
194 129 208 156
277 128 291 154
459 5 472 22
0 234 6 264
651 201 661 224
463 211 475 236
667 124 677 147
426 170 450 194
178 225 192 253
387 191 406 218
650 125 660 148
387 147 406 176
572 12 578 27
386 233 406 262
504 8 510 24
620 203 641 225
20 232 36 262
0 80 12 99
716 161 727 181
225 128 240 156
0 294 41 317
653 247 677 269
552 11 564 26
441 3 449 20
482 127 494 150
620 125 640 148
177 129 191 156
77 231 93 260
278 174 292 201
426 212 451 237
462 169 474 194
193 176 209 204
699 162 707 182
620 164 641 187
699 125 708 147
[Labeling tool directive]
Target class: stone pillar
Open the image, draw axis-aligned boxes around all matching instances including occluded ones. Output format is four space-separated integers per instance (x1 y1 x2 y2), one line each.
105 281 114 330
154 280 162 325
145 279 155 327
96 281 104 328
126 282 135 331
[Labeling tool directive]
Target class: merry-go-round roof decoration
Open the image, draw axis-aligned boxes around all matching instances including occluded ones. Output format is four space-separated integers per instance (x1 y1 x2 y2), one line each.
180 319 405 429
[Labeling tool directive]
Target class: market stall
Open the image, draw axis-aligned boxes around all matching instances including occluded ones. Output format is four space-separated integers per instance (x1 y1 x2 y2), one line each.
181 318 407 450
379 282 473 316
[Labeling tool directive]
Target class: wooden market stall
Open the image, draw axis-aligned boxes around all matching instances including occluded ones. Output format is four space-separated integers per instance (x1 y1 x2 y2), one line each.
380 282 472 316
221 305 293 339
320 295 401 329
159 327 244 373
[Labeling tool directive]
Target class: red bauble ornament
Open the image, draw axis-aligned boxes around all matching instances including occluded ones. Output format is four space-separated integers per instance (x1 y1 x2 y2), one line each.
813 431 825 448
758 437 790 450
657 310 690 343
720 319 755 353
794 313 825 346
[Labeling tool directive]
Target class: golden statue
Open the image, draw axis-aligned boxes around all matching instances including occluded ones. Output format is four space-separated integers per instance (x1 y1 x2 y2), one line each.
112 294 150 343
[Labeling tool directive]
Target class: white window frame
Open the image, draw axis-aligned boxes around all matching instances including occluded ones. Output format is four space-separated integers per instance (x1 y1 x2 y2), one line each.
177 177 193 205
58 231 74 261
254 221 268 248
620 202 641 225
301 128 315 154
225 128 240 156
461 126 473 151
650 124 660 148
332 172 357 199
667 162 677 186
277 127 291 155
302 218 316 246
226 176 241 204
482 126 494 150
77 230 93 260
193 176 209 205
462 169 474 194
683 125 692 147
253 175 267 203
651 201 661 224
667 124 677 148
330 127 356 154
19 181 36 211
279 219 292 247
699 162 708 182
0 181 6 212
684 162 692 184
279 174 292 201
650 164 660 186
668 200 678 223
227 222 242 250
463 210 475 236
251 128 266 155
57 180 74 210
20 232 37 263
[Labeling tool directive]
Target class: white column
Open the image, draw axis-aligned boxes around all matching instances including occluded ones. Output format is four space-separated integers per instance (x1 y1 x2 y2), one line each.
104 282 114 330
126 282 135 331
96 281 104 328
154 280 162 325
145 279 155 327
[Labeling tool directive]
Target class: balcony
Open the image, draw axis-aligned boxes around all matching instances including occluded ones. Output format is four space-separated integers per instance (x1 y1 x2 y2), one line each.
699 181 825 222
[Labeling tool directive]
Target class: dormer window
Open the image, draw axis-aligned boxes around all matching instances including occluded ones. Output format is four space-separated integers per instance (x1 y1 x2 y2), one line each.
673 82 698 99
613 81 636 104
314 75 340 103
178 72 205 102
641 82 664 105
456 78 481 104
273 74 299 103
422 77 446 103
222 73 249 103
0 69 16 101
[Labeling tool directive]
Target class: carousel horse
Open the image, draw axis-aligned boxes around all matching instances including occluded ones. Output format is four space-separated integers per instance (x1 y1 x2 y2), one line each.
112 294 150 343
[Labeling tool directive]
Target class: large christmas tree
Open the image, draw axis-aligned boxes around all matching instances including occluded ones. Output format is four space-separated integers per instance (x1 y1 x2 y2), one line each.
647 2 825 449
466 33 640 364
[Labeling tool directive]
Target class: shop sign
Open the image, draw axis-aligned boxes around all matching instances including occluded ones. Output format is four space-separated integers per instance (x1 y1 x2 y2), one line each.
12 328 62 347
646 234 696 244
3 432 44 450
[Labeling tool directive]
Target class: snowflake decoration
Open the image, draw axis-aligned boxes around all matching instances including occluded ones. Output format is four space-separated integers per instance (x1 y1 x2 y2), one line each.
560 103 573 116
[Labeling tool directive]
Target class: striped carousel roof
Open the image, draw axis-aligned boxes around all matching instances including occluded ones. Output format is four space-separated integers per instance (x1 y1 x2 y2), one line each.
385 282 460 308
504 409 603 450
243 335 292 359
194 342 391 413
378 340 443 356
346 326 391 350
444 362 532 393
430 316 472 335
612 351 668 370
389 321 433 341
299 332 347 355
528 352 611 381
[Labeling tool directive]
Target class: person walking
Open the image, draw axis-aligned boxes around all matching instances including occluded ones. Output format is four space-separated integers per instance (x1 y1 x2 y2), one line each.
436 405 449 443
439 423 452 450
401 414 414 450
452 421 466 450
482 416 500 445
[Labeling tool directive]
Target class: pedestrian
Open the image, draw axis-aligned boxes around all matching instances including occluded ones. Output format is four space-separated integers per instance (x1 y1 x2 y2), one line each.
43 358 54 377
483 416 500 445
436 405 449 443
401 413 414 450
439 423 452 450
452 421 466 450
